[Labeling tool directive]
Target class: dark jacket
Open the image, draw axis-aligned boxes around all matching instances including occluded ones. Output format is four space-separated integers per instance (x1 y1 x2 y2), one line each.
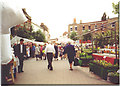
54 45 58 58
15 44 26 60
65 44 75 58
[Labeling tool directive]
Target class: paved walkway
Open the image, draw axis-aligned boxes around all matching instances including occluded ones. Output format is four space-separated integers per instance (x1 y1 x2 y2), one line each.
14 58 113 84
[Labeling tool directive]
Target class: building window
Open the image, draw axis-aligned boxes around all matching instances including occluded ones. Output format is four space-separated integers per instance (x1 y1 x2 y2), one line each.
101 24 104 30
88 26 91 30
83 26 85 30
95 25 97 29
75 27 77 31
111 24 115 28
70 28 72 31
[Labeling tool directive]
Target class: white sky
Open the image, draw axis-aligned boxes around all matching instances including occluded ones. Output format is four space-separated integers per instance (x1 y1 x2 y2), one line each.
11 0 119 39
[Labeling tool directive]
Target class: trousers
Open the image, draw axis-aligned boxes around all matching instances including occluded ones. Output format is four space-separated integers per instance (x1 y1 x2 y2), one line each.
18 54 24 72
47 53 53 69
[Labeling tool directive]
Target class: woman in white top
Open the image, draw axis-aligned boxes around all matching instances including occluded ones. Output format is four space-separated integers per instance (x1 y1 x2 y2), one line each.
26 45 30 58
35 44 40 61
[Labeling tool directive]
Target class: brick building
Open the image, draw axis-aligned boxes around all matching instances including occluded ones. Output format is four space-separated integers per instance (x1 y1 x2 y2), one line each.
68 17 118 37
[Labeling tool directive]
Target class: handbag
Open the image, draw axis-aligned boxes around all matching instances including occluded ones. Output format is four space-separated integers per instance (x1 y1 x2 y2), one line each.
74 58 79 66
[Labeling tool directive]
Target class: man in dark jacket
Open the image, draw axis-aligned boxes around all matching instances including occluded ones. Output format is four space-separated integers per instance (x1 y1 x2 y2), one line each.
54 43 58 60
15 39 26 73
65 42 75 71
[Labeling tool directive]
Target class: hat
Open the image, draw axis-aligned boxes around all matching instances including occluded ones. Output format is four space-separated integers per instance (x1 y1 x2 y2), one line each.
20 39 24 41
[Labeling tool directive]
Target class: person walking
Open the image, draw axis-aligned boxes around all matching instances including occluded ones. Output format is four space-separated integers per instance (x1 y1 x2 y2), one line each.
39 45 43 60
32 44 36 58
42 44 46 60
45 42 55 70
35 44 40 61
15 39 26 73
54 43 58 60
64 42 75 71
26 45 30 59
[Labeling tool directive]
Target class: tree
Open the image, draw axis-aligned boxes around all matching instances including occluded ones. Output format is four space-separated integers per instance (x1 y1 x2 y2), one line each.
82 30 92 41
70 31 78 41
101 12 107 21
16 26 46 42
32 30 46 42
93 30 119 48
112 2 119 14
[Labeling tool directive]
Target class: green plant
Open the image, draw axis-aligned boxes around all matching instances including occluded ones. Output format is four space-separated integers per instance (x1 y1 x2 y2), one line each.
91 60 119 69
86 55 92 59
80 57 86 59
69 31 78 41
79 52 87 57
108 72 119 84
108 72 119 77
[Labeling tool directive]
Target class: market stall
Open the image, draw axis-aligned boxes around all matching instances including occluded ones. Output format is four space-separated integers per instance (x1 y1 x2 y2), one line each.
1 0 26 84
92 53 117 64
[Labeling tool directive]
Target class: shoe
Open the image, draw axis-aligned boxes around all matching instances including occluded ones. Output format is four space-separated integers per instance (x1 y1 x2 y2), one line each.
69 68 73 71
18 71 21 73
21 71 24 72
36 59 38 61
50 67 53 70
48 65 50 69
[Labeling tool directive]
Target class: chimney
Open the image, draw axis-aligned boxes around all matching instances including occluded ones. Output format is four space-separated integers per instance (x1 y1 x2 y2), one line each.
73 18 76 23
80 20 82 24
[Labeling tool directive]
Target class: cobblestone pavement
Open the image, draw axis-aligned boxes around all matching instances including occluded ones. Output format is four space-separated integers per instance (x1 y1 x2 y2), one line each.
14 58 113 85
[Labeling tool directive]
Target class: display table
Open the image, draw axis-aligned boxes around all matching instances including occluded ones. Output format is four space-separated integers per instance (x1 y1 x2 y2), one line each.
1 59 15 85
92 53 118 64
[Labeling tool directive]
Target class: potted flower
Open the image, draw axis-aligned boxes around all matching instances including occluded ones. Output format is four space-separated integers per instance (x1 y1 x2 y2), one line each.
79 53 93 66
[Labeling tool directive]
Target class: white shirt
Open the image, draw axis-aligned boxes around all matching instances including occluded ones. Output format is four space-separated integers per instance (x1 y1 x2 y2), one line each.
35 47 40 55
45 44 55 54
20 44 23 53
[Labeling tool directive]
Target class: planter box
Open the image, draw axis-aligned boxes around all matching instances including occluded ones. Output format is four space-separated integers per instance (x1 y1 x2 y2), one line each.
89 62 119 80
78 60 82 66
79 58 93 66
89 63 95 72
109 76 119 84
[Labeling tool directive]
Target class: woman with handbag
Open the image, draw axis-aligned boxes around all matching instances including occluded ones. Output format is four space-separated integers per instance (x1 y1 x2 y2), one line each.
35 44 40 61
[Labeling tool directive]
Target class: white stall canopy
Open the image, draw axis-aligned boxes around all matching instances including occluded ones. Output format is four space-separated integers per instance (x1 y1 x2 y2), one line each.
1 0 26 64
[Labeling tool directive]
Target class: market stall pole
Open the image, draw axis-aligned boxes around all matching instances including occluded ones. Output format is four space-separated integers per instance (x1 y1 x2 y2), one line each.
113 21 118 63
91 34 93 53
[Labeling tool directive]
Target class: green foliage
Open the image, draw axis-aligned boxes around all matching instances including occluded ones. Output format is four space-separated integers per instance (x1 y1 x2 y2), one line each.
101 12 107 21
94 30 119 48
10 35 13 40
80 56 92 59
16 27 46 42
79 52 87 57
70 31 78 41
32 30 46 42
91 60 119 68
108 72 119 77
83 49 92 53
83 30 92 41
79 52 93 59
112 2 119 14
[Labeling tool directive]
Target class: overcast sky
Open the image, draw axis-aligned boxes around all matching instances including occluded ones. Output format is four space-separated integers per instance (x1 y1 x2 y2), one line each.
11 0 119 39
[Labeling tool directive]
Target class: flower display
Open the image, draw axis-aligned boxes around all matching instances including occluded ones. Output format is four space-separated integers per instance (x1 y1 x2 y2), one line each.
91 60 119 69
